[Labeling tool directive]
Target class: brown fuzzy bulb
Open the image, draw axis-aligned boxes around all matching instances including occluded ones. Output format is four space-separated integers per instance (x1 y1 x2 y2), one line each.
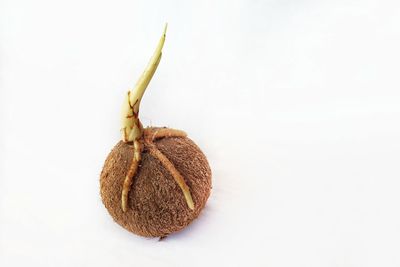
100 25 211 237
100 128 212 237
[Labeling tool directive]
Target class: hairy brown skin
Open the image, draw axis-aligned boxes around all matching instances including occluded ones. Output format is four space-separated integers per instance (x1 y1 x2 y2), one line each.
100 128 212 237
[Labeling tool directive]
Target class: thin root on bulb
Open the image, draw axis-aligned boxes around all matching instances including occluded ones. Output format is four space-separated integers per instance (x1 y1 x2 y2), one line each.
121 140 142 212
147 143 194 210
149 128 187 141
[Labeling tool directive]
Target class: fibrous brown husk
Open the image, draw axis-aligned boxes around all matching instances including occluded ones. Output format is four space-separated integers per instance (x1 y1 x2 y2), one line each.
100 131 212 237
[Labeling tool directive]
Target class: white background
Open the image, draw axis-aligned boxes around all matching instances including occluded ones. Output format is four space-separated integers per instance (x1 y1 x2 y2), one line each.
1 0 400 266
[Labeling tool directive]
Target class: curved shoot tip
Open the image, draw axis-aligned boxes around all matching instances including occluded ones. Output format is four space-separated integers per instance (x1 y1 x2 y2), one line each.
164 23 168 36
129 25 167 114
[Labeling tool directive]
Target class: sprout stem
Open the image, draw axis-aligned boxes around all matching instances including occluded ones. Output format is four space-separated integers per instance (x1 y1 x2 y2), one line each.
121 24 167 142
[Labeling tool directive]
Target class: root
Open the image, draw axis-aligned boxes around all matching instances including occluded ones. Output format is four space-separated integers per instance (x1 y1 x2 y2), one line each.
147 144 194 210
144 128 187 142
121 140 142 212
